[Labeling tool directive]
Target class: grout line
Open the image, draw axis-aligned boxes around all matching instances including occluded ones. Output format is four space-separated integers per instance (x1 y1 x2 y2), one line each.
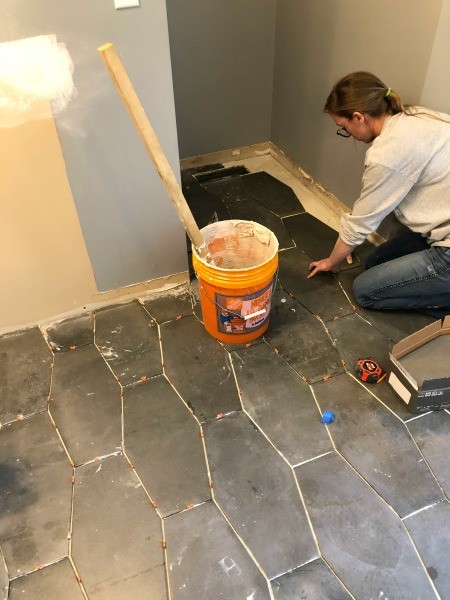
403 420 448 502
402 498 445 520
9 556 68 582
68 555 89 599
196 364 274 595
400 522 442 599
291 451 335 469
347 372 407 423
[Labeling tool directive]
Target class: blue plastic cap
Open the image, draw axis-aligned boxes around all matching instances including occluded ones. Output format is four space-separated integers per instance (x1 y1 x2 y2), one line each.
321 410 335 424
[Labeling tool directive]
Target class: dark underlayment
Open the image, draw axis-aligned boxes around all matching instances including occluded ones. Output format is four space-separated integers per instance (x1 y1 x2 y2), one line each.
1 166 449 600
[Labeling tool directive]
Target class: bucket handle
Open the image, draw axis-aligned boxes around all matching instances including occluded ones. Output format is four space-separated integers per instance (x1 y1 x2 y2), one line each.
194 269 279 320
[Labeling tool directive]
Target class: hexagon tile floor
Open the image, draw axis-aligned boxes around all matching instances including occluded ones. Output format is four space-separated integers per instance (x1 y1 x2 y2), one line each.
2 169 450 600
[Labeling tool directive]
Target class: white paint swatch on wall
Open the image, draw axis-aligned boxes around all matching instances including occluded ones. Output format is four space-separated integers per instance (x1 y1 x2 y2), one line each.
115 0 140 8
0 34 76 128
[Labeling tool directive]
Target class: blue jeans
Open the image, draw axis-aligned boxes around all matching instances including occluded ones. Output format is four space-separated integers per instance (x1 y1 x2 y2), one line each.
353 231 450 318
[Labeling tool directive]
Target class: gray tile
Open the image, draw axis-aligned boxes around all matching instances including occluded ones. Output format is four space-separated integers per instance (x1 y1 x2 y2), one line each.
278 248 353 321
43 314 94 352
242 172 305 217
165 501 271 600
0 328 52 424
72 454 166 599
50 345 121 465
327 312 392 370
405 500 450 599
204 412 318 579
0 549 8 600
271 558 352 600
95 301 162 385
227 197 295 251
141 284 193 323
327 312 413 420
337 267 435 343
161 316 241 422
9 558 83 599
123 376 210 516
233 343 333 465
407 411 450 497
0 413 71 575
184 187 231 229
203 175 250 205
313 374 443 516
295 453 437 599
264 289 345 383
283 213 361 271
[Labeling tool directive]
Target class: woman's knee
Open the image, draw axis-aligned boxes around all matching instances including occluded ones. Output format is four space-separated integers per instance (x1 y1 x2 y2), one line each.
353 272 375 307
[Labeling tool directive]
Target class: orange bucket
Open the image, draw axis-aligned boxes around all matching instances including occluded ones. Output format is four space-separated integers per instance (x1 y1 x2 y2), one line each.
192 220 279 344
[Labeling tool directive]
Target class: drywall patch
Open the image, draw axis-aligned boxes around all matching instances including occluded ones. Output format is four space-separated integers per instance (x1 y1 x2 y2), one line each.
0 34 76 127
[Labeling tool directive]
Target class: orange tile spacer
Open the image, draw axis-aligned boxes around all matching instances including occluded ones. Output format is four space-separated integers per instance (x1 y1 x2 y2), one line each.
162 540 167 549
71 475 75 484
323 375 330 381
333 316 339 320
186 503 195 509
209 481 214 489
300 375 307 382
216 413 223 419
176 315 182 320
47 395 51 403
151 500 158 509
140 376 147 382
188 407 194 414
67 531 72 540
52 422 57 429
115 376 120 382
315 315 322 321
352 305 357 311
274 348 279 354
70 345 76 351
37 564 45 570
199 430 204 438
341 359 346 366
76 574 82 582
245 343 251 348
17 414 24 420
70 460 75 468
129 463 135 469
51 362 54 368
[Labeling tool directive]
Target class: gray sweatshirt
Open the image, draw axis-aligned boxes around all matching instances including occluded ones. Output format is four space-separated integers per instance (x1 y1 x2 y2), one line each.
340 108 450 248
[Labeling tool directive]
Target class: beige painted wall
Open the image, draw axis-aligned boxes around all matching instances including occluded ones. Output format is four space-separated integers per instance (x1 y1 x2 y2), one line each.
0 102 97 330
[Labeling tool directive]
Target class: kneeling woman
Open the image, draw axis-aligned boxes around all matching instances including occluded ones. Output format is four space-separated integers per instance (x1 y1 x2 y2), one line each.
308 71 450 319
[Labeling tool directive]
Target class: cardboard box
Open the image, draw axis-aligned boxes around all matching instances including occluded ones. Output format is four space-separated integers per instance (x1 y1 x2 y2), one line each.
388 316 450 413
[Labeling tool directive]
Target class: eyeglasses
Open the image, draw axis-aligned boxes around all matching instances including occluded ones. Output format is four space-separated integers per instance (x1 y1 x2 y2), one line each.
336 119 351 138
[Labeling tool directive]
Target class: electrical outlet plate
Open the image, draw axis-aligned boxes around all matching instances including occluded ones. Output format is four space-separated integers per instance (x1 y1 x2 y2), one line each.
114 0 140 8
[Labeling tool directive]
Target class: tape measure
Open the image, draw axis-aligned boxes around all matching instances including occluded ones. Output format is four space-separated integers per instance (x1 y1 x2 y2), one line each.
355 358 386 384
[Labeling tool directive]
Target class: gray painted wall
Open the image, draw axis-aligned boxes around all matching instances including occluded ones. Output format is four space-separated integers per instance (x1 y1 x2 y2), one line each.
2 0 187 291
271 0 442 209
166 0 277 159
421 0 450 112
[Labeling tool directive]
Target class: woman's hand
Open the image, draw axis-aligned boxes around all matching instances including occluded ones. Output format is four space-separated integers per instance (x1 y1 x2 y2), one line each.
307 258 338 278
